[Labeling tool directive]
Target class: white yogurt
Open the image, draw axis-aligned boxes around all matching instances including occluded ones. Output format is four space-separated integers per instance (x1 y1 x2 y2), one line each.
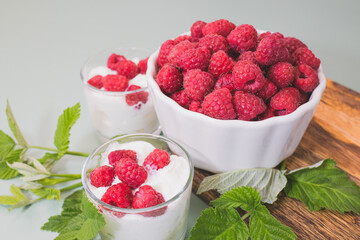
87 141 192 240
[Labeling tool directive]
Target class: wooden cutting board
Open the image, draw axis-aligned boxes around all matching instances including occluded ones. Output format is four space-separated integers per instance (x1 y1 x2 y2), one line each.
192 79 360 239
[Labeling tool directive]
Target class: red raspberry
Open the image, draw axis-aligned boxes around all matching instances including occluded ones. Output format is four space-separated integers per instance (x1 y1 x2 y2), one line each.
116 59 138 79
183 69 214 101
214 74 235 92
88 75 103 89
107 54 126 71
238 51 258 65
132 185 166 217
294 64 319 92
208 50 235 77
232 60 265 93
137 57 149 74
293 47 320 70
198 34 230 53
267 62 295 88
157 40 175 68
189 101 203 113
232 91 266 121
143 149 170 171
103 74 129 92
202 19 236 37
227 24 258 53
258 32 284 42
170 90 191 109
283 37 307 54
108 149 137 167
270 87 301 116
125 85 149 107
115 158 147 189
258 107 275 120
255 36 289 66
202 88 236 120
191 20 207 40
167 40 196 67
90 166 115 188
299 91 310 105
173 35 193 44
156 64 183 95
256 78 278 101
179 46 211 71
101 183 132 208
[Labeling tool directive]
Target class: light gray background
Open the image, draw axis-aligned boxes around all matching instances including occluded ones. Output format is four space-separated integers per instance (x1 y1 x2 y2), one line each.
0 0 359 239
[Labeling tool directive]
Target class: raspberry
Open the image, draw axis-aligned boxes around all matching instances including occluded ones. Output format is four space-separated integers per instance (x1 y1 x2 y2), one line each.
132 185 166 217
283 37 307 54
90 166 115 188
173 35 193 44
189 101 203 113
115 158 147 189
238 51 258 65
232 60 265 93
267 62 295 88
293 47 320 70
232 91 266 121
157 40 175 68
202 88 236 120
170 90 191 109
179 46 211 71
198 34 230 53
214 74 235 92
258 32 284 42
108 149 137 167
143 149 170 171
299 91 310 105
116 59 138 79
156 64 183 95
258 107 275 120
167 40 195 67
270 87 301 116
88 75 103 89
137 57 149 74
191 20 207 40
183 69 214 101
294 64 319 92
255 36 289 66
256 78 278 101
125 85 149 107
208 50 235 77
227 24 258 53
202 19 236 37
107 53 126 71
101 183 132 208
103 74 129 92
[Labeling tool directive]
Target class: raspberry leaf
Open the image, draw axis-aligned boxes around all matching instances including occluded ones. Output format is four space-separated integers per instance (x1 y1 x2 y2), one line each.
0 130 16 158
284 159 360 213
0 185 31 210
249 205 297 240
6 100 28 148
30 188 61 201
0 148 24 179
188 207 249 240
197 168 287 204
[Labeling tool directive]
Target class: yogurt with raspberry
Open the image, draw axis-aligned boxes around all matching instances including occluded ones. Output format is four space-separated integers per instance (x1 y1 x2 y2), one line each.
85 140 192 240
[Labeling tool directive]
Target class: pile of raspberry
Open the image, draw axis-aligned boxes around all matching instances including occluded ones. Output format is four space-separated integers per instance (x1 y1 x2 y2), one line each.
89 148 171 217
87 54 149 107
155 19 321 121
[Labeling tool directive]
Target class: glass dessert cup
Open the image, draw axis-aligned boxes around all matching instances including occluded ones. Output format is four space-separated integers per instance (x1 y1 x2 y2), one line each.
82 134 194 240
80 48 160 141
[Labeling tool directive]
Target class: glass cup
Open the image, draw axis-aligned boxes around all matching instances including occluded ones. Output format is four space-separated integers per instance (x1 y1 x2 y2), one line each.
82 134 194 240
80 48 160 141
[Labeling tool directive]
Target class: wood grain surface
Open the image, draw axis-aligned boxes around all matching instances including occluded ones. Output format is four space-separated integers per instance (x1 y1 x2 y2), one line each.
192 79 360 240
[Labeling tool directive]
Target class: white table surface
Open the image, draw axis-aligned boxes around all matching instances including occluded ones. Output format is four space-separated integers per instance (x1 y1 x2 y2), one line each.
1 0 359 239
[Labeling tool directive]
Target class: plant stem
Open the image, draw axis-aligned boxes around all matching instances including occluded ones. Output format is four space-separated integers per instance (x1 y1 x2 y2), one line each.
60 182 83 192
50 173 81 179
242 212 251 220
29 145 89 157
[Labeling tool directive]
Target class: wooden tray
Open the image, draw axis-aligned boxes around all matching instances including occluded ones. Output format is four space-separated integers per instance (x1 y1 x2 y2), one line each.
192 79 360 239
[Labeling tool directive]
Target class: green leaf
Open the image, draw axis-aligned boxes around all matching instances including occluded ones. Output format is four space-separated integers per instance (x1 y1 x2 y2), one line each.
189 207 249 240
0 185 31 210
284 159 360 213
211 187 261 212
53 103 80 157
6 100 28 148
31 188 61 201
38 177 76 186
249 205 297 240
197 168 287 204
0 130 16 158
0 148 24 179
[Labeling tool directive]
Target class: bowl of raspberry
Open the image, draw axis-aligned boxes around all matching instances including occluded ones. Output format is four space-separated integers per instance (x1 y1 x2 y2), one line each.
82 133 194 240
146 19 326 173
80 48 159 141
